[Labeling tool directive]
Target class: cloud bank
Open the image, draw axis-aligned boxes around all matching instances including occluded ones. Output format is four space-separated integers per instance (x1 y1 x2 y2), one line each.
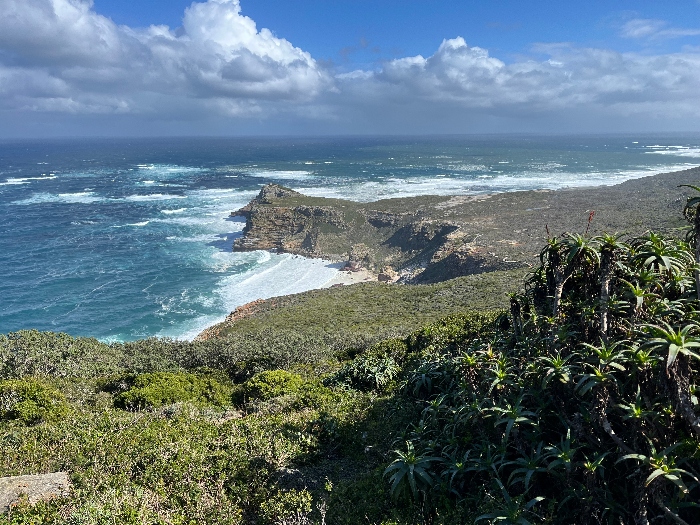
0 0 327 117
1 0 700 135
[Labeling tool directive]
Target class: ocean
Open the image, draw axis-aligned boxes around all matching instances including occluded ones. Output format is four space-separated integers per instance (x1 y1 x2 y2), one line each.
1 134 699 341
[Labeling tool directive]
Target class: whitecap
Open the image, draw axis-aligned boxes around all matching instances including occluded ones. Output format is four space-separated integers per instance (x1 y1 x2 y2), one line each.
645 147 700 158
171 234 219 243
442 163 489 172
152 216 219 226
295 162 700 202
243 169 314 181
0 175 57 185
123 193 187 201
161 208 188 214
11 191 102 205
134 164 204 177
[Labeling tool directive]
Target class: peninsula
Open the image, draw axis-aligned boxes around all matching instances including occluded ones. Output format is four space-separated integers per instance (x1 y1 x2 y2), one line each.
230 167 699 283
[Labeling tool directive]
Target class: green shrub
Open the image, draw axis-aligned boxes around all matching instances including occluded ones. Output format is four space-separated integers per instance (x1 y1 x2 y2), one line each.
406 311 499 354
259 489 312 524
327 354 399 392
0 378 68 424
326 338 408 392
241 370 306 401
113 372 232 410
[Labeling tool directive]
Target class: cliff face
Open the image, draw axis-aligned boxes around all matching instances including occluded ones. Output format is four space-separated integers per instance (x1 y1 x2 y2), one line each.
229 167 700 284
233 185 350 257
230 184 525 282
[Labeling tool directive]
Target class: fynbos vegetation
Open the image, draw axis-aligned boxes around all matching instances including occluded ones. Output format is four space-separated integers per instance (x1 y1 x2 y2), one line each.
1 185 700 524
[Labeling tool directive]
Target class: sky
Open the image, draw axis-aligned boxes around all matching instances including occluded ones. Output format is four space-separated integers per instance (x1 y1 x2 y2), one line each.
2 0 700 137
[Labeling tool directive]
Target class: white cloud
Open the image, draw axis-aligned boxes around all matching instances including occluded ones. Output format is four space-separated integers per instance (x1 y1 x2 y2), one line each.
0 4 699 134
620 18 700 40
0 0 328 115
329 38 700 132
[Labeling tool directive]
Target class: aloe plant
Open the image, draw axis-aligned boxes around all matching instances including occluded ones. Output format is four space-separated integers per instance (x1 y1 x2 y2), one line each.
384 441 441 501
641 322 700 368
475 479 544 525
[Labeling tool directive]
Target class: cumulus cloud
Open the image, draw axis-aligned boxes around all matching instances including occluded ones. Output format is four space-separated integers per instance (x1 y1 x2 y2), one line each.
0 3 699 134
0 0 328 115
329 38 700 131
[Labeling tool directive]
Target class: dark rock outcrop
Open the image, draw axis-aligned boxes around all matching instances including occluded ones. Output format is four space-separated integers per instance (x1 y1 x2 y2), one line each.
232 185 348 255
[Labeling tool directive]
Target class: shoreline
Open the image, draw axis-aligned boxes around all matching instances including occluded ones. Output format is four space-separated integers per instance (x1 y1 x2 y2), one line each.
196 165 700 340
320 268 376 288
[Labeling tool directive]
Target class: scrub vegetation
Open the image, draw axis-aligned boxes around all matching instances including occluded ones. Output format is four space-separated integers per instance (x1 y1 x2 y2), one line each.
2 184 700 524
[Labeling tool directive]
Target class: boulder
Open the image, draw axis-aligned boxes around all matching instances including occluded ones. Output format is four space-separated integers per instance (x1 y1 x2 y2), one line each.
0 472 70 513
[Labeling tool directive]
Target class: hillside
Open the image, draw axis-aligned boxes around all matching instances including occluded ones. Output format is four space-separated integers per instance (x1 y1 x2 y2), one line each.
2 167 700 524
230 167 700 282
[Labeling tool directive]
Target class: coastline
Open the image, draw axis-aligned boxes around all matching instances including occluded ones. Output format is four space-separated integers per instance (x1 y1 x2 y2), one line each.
195 165 700 340
320 268 376 288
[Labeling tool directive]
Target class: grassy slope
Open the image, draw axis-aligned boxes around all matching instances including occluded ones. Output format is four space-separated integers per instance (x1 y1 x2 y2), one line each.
209 268 525 343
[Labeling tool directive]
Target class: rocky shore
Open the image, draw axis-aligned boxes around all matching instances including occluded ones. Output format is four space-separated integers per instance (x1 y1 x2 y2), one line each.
230 167 700 284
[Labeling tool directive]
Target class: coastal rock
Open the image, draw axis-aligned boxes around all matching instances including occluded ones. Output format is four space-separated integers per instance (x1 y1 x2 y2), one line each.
385 220 459 252
232 185 348 256
363 210 405 228
348 243 371 269
377 266 397 282
233 184 301 218
228 183 545 279
0 472 70 513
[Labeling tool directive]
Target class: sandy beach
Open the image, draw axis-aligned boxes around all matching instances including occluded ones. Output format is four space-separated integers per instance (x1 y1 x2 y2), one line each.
321 268 376 288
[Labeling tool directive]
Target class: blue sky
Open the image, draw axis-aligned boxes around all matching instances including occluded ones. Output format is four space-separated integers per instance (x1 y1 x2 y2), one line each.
93 1 700 67
2 0 700 136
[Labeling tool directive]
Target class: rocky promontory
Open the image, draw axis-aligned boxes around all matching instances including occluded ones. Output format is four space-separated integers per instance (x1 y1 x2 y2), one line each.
232 169 700 283
231 184 513 282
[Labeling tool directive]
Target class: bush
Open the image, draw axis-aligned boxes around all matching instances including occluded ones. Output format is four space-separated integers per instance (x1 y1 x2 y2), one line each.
327 338 408 392
406 312 499 354
241 370 305 401
327 354 399 393
113 372 233 410
259 489 313 524
0 378 68 424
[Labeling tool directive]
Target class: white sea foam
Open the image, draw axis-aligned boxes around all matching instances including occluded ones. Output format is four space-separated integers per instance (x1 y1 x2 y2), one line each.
154 216 220 226
243 169 314 181
645 146 700 158
135 164 203 175
161 208 188 214
296 163 699 202
158 252 339 340
0 175 57 185
127 221 150 227
11 191 102 205
124 193 187 201
444 164 489 172
168 233 219 243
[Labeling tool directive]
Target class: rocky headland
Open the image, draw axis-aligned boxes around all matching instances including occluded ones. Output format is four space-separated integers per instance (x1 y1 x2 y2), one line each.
231 167 700 283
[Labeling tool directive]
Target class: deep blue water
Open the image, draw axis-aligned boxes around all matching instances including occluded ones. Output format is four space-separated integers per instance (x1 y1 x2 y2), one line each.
1 135 699 341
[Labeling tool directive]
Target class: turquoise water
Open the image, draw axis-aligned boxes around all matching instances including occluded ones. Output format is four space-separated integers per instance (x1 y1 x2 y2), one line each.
1 135 699 341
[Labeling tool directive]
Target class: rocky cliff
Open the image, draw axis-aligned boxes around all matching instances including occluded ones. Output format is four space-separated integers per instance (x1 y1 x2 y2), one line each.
230 166 700 284
231 184 524 282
